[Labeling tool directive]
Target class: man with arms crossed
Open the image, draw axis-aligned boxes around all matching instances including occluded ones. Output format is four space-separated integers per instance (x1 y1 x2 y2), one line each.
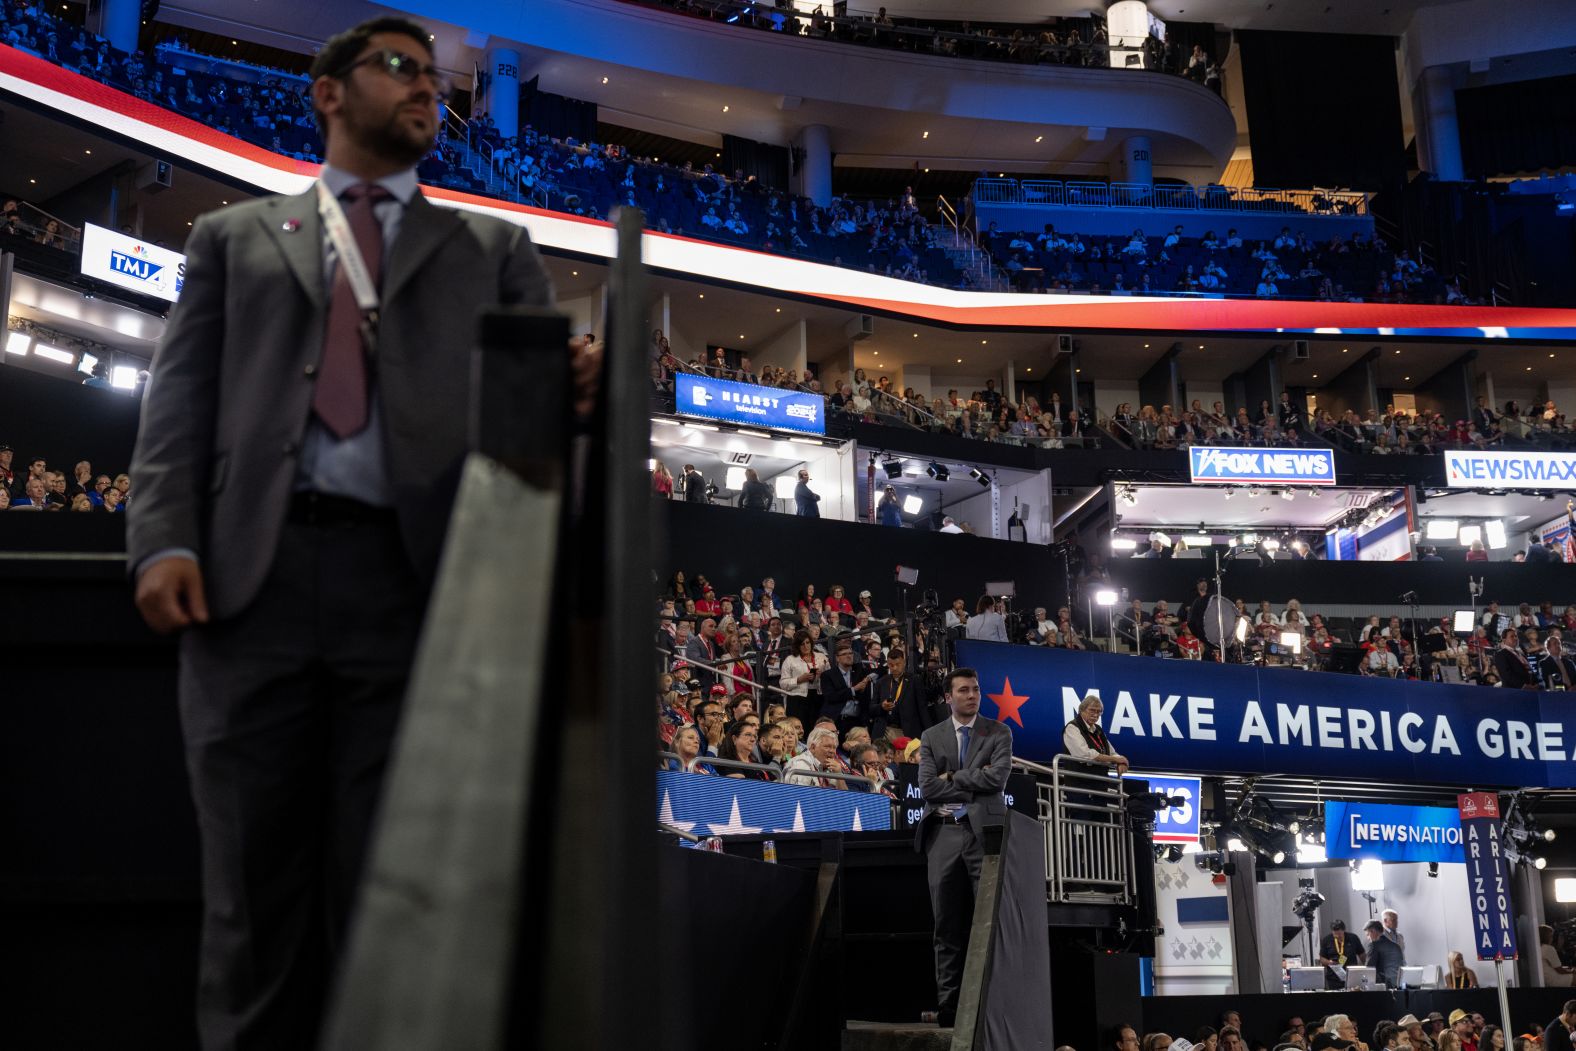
129 16 594 1049
915 667 1012 1028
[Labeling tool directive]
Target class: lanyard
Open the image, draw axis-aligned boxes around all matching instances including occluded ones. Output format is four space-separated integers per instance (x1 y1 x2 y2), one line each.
315 181 382 342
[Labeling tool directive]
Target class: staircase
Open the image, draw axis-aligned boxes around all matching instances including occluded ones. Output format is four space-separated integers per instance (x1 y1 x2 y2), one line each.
931 221 1008 291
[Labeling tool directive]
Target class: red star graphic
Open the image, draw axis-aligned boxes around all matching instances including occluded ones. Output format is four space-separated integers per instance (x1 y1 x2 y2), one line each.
988 676 1030 728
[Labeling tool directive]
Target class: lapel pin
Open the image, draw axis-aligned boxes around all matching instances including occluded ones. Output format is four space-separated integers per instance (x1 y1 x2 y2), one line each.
281 218 301 233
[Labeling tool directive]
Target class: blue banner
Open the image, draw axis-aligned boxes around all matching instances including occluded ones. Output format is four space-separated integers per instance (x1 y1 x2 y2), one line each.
1324 800 1466 863
1189 446 1336 486
657 769 890 836
674 373 825 435
1123 773 1202 843
953 641 1576 788
1457 793 1519 960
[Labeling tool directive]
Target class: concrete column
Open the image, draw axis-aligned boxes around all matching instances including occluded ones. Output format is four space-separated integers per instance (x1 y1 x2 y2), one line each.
486 48 521 139
101 0 140 55
1414 65 1464 182
1119 135 1153 186
797 124 832 207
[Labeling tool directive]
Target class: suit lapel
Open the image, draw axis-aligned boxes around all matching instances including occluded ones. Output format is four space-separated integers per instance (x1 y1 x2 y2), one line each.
260 189 326 309
382 190 463 303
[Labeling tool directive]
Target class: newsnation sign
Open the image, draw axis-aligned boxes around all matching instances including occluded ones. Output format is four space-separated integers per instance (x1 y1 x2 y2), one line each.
954 641 1576 787
1324 800 1465 863
675 373 825 435
79 222 186 303
1444 450 1576 489
1189 446 1336 486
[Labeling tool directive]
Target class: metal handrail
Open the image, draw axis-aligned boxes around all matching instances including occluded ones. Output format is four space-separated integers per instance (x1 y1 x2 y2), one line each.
867 386 941 427
973 177 1370 217
660 822 702 842
658 645 795 699
658 750 889 792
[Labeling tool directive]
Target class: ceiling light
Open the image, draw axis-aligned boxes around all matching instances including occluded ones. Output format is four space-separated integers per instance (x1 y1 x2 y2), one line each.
1311 374 1318 379
902 494 924 515
31 343 74 364
84 148 91 155
1025 368 1032 373
775 308 781 313
922 130 930 139
1280 490 1295 501
913 333 919 338
1143 343 1150 348
601 76 609 84
956 358 962 363
571 271 578 276
1395 349 1401 354
1035 135 1043 143
1342 348 1349 353
722 105 729 112
981 339 988 344
698 294 704 298
1404 376 1410 381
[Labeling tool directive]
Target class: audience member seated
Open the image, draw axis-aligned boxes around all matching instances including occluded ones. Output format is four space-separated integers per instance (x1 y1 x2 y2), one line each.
0 448 129 513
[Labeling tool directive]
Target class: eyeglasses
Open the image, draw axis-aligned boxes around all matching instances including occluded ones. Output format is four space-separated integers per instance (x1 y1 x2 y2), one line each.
337 48 452 102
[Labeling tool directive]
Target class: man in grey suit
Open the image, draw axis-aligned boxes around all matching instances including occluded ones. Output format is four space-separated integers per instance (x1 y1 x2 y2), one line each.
916 667 1013 1028
127 16 592 1050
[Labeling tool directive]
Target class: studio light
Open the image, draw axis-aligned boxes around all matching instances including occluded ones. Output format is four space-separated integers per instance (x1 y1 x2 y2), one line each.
1222 488 1235 501
1280 489 1295 501
969 468 992 489
1425 519 1460 540
31 343 74 365
1279 631 1303 655
1535 856 1548 870
1556 878 1576 903
1111 537 1139 551
1262 539 1282 551
77 352 98 375
4 331 29 356
1458 524 1482 547
1234 618 1249 643
110 365 139 389
1454 610 1476 633
724 467 747 491
1350 858 1385 890
902 494 924 515
1094 589 1118 606
926 462 949 481
882 459 903 479
774 475 798 500
1486 519 1508 550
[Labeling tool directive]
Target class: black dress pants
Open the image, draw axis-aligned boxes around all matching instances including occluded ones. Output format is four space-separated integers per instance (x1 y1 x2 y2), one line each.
178 515 426 1051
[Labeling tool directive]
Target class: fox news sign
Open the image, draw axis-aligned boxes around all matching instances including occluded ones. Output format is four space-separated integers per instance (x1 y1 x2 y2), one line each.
1444 450 1576 489
1189 446 1336 486
675 373 824 435
80 223 186 303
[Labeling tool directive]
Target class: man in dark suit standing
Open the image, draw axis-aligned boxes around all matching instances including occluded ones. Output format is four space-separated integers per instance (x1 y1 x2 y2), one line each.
1494 627 1539 690
915 667 1012 1028
1541 634 1576 691
127 17 591 1050
681 463 708 503
1317 919 1364 990
872 648 932 739
794 468 820 517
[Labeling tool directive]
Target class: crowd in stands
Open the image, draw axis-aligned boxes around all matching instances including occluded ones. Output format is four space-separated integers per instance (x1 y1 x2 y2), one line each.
0 446 131 513
1 196 76 251
637 0 1223 93
1100 1002 1556 1051
982 222 1475 304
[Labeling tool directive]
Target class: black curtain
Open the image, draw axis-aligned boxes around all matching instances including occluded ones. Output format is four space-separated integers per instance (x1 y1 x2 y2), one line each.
1457 73 1576 178
1236 30 1405 192
518 77 597 142
720 134 790 192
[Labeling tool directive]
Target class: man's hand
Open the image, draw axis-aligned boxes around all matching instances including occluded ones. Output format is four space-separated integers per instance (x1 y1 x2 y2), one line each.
135 556 210 634
570 335 602 419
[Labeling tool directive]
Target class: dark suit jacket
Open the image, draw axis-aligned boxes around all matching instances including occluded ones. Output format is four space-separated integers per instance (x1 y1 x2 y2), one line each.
873 672 933 738
1540 653 1576 690
1494 646 1538 689
683 471 707 503
914 715 1012 851
819 664 874 722
1365 933 1405 987
127 185 553 619
795 481 820 517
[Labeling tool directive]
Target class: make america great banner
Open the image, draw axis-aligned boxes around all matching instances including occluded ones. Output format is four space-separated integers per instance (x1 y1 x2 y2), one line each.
953 641 1576 788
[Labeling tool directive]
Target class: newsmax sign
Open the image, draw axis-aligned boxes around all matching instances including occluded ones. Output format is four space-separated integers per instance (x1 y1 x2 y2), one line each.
1444 450 1576 489
1189 446 1336 486
675 373 824 435
80 222 186 303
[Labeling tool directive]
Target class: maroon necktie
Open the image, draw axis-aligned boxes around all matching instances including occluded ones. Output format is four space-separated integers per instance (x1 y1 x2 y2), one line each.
313 183 391 439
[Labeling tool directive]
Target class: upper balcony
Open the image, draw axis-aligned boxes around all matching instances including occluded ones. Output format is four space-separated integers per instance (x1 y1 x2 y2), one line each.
390 0 1239 184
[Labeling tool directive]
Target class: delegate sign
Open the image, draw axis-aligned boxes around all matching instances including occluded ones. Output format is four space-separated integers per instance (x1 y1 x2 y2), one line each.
1444 450 1576 489
1189 446 1336 486
80 222 186 303
1324 800 1465 863
675 373 824 435
954 641 1576 788
1457 792 1518 960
